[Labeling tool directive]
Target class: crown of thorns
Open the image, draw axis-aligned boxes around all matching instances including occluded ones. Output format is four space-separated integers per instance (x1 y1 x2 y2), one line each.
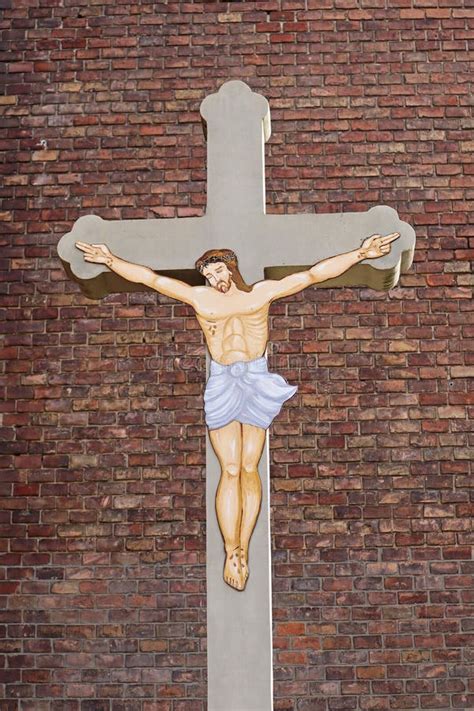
196 252 237 273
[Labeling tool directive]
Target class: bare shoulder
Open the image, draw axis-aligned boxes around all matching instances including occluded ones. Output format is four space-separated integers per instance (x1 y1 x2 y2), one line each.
190 285 220 312
238 279 286 304
249 279 274 297
252 272 313 302
192 285 216 301
149 276 210 307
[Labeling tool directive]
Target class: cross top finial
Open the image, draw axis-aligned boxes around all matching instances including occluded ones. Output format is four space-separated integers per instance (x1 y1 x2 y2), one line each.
200 81 271 217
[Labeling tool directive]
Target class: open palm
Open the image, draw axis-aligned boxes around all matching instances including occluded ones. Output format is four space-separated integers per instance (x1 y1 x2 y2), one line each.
75 242 112 264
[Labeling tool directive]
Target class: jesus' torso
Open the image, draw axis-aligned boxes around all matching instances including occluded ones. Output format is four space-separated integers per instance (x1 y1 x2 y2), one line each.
193 284 270 365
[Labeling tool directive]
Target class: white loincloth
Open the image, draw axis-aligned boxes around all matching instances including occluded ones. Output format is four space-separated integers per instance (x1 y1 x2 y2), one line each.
204 356 298 431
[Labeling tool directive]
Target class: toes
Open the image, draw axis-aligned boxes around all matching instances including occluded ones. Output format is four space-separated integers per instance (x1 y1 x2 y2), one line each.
224 575 240 590
224 568 245 591
224 551 246 591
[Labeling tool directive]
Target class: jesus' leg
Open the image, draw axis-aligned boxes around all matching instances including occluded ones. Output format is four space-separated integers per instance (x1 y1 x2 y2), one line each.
209 420 245 591
239 424 266 588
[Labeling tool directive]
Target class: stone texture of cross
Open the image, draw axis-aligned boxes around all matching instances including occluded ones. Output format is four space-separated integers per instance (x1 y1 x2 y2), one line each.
58 80 415 711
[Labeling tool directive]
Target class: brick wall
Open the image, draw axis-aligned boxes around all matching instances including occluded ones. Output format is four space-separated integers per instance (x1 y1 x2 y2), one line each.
1 1 473 709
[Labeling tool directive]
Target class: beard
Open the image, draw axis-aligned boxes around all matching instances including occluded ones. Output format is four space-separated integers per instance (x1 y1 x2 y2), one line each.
216 277 231 293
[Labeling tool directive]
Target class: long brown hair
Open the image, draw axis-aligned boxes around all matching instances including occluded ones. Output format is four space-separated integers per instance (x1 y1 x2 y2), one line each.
195 248 252 293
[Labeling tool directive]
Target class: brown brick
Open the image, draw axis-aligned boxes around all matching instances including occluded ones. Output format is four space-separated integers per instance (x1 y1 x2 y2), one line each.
32 150 59 162
1 1 472 708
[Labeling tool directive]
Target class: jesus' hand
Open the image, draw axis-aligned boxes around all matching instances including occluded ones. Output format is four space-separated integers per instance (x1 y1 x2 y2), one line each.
360 232 400 259
75 242 114 266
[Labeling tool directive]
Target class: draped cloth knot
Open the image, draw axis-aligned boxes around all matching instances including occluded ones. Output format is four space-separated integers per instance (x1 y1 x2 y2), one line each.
204 356 298 431
229 361 247 378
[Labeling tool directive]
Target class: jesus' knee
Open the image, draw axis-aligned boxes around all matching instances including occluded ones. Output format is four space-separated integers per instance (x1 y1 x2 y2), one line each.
240 463 261 485
222 463 240 479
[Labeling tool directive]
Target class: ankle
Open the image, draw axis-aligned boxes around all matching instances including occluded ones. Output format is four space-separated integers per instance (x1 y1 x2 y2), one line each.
225 544 240 556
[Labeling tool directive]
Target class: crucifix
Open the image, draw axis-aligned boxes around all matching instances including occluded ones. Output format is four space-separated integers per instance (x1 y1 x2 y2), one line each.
58 80 416 711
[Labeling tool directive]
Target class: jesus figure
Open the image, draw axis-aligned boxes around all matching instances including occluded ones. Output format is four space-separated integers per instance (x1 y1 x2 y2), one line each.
76 231 399 591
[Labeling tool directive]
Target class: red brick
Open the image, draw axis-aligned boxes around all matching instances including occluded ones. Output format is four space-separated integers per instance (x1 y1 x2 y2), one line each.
1 1 471 708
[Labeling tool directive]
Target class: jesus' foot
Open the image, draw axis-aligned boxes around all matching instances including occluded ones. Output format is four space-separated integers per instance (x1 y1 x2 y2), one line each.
240 548 249 589
224 546 244 591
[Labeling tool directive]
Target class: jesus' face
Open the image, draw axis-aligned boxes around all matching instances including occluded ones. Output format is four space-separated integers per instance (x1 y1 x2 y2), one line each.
202 261 232 293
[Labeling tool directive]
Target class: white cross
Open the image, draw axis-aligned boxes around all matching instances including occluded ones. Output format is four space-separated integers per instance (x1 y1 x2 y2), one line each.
58 80 415 711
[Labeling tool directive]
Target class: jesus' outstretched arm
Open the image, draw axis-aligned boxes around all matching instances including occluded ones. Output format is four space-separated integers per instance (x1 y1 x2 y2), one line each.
75 241 197 306
262 231 400 302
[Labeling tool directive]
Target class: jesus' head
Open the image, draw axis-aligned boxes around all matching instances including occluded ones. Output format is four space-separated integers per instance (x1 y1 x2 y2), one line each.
195 249 252 293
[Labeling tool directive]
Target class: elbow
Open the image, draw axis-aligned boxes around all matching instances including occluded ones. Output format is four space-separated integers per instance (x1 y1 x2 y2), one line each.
144 273 158 289
308 269 323 285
